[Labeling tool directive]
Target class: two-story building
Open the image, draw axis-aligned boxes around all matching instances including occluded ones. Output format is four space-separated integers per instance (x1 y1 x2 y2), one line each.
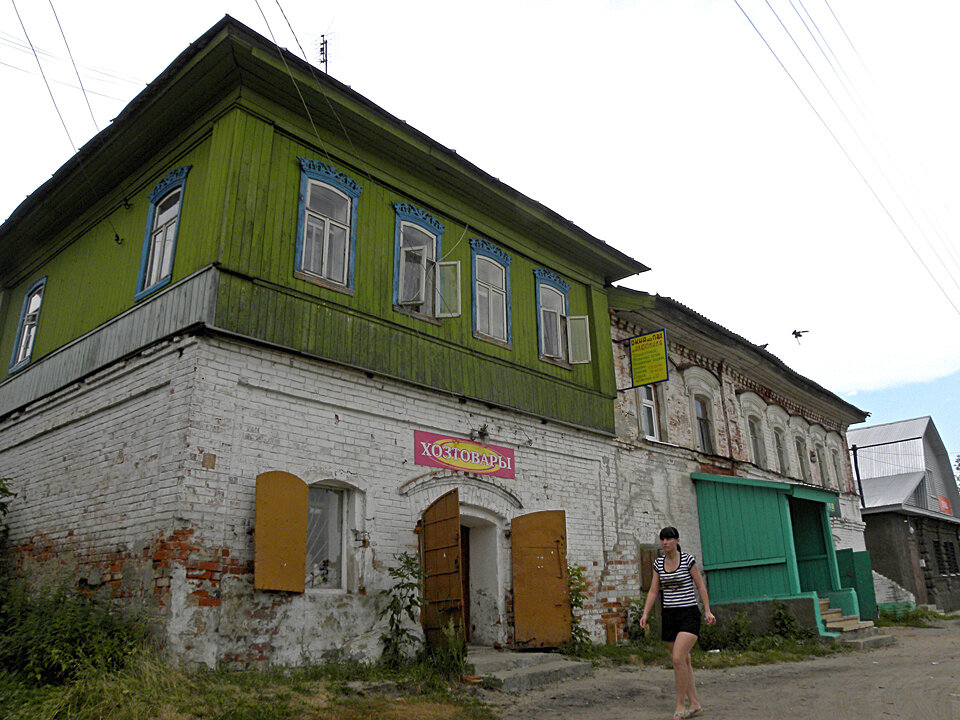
0 16 653 666
606 289 872 627
0 16 878 665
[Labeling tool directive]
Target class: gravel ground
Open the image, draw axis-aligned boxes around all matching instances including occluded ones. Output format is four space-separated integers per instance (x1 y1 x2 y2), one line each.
481 620 960 720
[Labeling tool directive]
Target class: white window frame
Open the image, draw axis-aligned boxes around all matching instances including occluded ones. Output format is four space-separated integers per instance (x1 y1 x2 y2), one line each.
10 279 45 370
535 273 590 364
136 165 190 301
398 221 437 311
393 203 459 320
144 189 181 290
637 384 660 441
305 485 349 592
475 255 508 342
301 180 352 286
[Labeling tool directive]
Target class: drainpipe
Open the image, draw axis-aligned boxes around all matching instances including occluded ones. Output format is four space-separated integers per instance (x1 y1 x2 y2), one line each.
851 444 865 508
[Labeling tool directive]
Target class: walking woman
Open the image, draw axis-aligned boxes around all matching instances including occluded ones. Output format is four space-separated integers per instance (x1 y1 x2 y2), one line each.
639 526 716 720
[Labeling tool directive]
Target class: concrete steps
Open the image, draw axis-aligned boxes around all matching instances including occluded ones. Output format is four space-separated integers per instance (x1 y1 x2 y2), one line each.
819 598 895 649
466 645 592 693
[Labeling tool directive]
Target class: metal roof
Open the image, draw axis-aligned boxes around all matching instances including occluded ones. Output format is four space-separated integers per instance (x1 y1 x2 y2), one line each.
847 417 931 448
860 472 924 508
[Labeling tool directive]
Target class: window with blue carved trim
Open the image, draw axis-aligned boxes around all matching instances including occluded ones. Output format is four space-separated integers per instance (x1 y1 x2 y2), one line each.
295 158 362 289
393 202 459 319
136 166 191 300
470 238 510 344
10 278 46 371
534 269 590 364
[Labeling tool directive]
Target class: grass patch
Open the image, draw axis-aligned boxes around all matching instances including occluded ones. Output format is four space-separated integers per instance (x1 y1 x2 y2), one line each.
875 607 942 627
0 650 496 720
564 600 849 669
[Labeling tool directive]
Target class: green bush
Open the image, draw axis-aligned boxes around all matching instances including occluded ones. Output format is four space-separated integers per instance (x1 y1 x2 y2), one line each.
378 551 425 668
0 579 151 686
625 596 660 646
562 564 591 655
698 611 756 651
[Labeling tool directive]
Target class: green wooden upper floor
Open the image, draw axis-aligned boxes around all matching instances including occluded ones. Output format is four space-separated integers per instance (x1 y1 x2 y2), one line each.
0 17 648 433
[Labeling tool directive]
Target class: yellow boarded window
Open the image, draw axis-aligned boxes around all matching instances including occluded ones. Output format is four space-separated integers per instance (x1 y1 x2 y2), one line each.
254 471 308 592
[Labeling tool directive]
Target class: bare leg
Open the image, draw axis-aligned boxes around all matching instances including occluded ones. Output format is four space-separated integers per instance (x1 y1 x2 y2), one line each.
671 632 701 715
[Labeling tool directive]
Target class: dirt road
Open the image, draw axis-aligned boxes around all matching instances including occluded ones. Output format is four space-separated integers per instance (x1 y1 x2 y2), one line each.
483 620 960 720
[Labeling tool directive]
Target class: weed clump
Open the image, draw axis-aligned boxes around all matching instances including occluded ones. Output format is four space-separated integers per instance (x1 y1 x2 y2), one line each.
0 578 152 686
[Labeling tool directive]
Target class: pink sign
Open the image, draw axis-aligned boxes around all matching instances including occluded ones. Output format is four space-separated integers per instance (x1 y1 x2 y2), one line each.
938 496 952 515
414 431 515 479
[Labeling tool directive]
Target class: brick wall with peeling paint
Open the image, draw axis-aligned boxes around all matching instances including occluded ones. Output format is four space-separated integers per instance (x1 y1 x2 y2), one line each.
0 333 645 666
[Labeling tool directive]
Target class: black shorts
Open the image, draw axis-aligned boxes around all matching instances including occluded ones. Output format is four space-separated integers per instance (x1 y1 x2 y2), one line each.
661 605 702 642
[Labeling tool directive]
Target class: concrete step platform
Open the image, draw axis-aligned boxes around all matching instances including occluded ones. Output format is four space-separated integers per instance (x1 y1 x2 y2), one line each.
466 646 593 693
827 617 875 632
840 628 897 650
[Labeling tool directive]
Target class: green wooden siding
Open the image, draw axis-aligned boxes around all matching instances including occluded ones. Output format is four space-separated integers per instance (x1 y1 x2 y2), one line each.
209 106 618 432
693 473 847 604
694 477 795 601
0 134 218 375
836 549 878 620
1 81 626 434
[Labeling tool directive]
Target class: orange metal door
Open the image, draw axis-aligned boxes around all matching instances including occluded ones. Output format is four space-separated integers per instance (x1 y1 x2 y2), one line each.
419 488 465 647
512 510 571 648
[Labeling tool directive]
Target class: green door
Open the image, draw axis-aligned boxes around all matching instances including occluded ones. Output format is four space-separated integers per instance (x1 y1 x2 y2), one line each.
789 497 832 595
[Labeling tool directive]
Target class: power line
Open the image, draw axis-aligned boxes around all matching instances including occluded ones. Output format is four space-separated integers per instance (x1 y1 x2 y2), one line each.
48 0 99 132
732 0 960 319
763 0 960 296
9 0 123 243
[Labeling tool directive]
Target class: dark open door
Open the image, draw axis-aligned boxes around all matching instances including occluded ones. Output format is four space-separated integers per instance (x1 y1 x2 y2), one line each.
511 510 571 648
420 489 465 647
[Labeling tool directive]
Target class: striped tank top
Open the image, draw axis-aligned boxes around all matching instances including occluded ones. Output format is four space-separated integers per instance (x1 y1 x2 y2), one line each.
654 552 698 608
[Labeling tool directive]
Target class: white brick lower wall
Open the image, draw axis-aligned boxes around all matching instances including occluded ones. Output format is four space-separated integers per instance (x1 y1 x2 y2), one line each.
0 334 648 666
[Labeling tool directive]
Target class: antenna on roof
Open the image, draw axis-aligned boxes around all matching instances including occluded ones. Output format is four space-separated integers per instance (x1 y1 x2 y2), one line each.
314 34 328 73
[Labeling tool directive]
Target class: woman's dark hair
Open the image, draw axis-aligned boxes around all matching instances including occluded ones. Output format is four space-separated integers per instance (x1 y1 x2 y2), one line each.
659 526 680 541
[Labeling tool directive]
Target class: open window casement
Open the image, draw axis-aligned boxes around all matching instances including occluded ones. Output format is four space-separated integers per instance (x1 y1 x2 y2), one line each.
399 250 460 318
435 261 460 317
540 306 563 358
566 315 591 364
398 247 430 306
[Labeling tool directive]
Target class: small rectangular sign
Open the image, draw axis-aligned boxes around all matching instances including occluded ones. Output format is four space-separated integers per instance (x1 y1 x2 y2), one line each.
938 495 952 515
414 431 515 479
620 329 669 390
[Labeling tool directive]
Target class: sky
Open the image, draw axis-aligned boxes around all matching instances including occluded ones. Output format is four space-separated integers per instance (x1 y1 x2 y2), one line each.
1 1 959 465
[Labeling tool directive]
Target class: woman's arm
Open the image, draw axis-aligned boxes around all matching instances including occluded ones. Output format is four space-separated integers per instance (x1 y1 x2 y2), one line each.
689 563 716 625
638 572 660 629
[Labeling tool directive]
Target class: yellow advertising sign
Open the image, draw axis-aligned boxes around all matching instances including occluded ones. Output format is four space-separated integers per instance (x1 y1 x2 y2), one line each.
625 329 668 389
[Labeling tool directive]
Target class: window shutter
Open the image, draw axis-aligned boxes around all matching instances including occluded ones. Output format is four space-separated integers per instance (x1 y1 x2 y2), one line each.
566 315 591 363
254 471 308 592
436 261 460 317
